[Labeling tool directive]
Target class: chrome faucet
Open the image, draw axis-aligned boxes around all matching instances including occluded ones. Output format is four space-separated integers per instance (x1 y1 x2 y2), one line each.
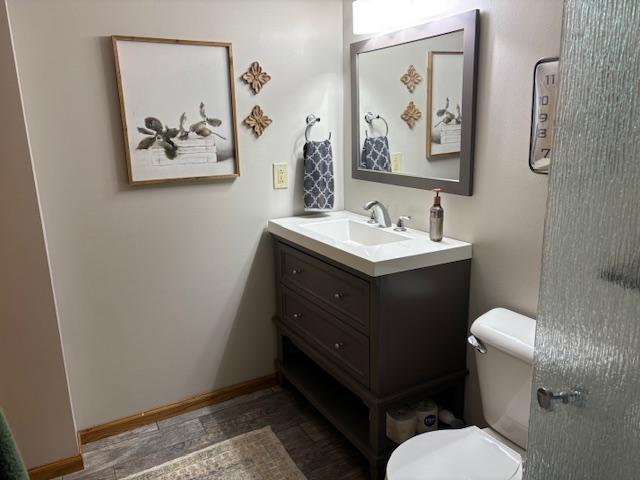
363 200 392 228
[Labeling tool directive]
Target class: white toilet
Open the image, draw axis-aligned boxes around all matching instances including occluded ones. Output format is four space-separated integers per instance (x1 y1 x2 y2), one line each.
386 308 535 480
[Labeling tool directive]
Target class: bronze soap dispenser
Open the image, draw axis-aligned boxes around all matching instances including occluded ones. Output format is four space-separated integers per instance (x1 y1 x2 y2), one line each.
429 188 443 242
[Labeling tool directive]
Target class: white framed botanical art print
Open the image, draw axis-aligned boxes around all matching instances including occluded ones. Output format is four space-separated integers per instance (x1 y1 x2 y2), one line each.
112 36 240 185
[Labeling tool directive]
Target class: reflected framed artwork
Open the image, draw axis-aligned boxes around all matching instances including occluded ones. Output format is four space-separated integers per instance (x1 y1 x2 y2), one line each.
427 51 463 159
112 36 240 185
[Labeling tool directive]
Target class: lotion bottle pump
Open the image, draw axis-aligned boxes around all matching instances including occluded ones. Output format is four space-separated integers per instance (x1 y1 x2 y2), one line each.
429 188 443 242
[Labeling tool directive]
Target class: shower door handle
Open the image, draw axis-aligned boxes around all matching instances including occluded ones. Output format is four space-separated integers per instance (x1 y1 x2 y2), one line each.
536 386 586 411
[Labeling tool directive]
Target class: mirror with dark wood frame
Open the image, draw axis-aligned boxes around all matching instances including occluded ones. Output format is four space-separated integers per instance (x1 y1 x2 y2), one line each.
351 10 479 195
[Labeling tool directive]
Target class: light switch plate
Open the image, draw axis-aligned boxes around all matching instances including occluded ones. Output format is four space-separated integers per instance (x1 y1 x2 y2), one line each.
390 152 402 173
273 163 288 189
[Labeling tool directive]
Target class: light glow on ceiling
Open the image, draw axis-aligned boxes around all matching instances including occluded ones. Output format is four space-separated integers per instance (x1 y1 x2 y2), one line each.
352 0 449 35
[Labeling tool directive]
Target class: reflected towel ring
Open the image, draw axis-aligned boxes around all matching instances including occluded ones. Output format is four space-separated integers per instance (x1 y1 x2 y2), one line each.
305 114 331 142
364 112 389 137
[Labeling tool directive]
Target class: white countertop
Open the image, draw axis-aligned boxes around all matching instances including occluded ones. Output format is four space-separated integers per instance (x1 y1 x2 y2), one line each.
267 211 472 277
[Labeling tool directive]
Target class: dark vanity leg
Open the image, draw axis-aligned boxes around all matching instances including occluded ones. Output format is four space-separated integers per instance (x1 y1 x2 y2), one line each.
275 330 284 386
370 463 381 480
370 403 395 456
452 380 466 422
369 404 392 479
370 456 388 480
274 331 293 388
275 369 289 388
369 404 384 455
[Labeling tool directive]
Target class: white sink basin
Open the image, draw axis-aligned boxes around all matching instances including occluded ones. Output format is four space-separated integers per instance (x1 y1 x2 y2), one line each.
268 211 472 277
302 219 408 246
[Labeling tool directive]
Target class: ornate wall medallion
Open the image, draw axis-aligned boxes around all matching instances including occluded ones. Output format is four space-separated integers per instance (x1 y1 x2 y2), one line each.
400 65 422 93
242 62 271 94
244 105 272 137
401 101 422 128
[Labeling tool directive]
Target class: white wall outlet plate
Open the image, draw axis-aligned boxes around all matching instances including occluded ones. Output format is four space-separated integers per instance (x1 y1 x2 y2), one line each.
273 163 288 189
390 152 402 173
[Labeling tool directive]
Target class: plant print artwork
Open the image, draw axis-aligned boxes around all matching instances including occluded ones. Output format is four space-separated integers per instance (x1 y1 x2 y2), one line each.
113 36 239 184
136 102 225 163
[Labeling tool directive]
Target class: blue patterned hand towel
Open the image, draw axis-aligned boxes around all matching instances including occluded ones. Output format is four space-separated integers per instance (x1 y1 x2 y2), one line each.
361 136 391 172
303 140 335 211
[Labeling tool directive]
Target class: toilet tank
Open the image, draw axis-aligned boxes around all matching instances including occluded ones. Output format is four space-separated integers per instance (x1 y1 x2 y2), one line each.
470 308 536 449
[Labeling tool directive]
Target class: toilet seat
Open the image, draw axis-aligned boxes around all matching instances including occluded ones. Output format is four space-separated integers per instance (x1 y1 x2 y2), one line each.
386 426 523 480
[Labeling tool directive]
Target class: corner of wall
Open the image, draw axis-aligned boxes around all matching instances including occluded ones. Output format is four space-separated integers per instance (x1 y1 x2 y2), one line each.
0 0 78 468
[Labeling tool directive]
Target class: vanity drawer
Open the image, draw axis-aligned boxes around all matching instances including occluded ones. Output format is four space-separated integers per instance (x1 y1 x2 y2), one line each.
282 289 370 387
279 244 370 331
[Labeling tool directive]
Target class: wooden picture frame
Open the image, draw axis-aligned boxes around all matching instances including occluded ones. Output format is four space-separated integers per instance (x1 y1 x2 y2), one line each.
112 36 240 185
427 51 463 159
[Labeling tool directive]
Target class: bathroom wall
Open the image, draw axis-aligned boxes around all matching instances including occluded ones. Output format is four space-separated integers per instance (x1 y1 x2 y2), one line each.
7 0 344 430
0 0 78 467
343 0 563 424
4 0 561 452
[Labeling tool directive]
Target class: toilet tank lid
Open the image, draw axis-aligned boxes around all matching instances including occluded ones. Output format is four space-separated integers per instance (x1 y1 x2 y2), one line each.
470 308 536 363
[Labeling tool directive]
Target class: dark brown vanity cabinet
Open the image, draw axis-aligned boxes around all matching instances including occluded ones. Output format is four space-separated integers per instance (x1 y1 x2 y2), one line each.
272 236 471 479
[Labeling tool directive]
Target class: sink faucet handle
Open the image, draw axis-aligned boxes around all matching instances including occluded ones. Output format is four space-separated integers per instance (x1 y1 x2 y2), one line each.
394 215 412 232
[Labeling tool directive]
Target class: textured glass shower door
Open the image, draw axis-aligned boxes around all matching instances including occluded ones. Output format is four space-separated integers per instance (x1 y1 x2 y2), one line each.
525 1 640 478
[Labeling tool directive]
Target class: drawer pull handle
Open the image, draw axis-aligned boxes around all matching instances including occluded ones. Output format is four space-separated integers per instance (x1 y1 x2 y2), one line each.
333 292 345 299
291 268 303 275
292 312 303 319
334 342 345 350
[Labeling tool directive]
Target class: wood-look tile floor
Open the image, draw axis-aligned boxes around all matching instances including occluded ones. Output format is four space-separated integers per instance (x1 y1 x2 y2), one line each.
60 386 369 480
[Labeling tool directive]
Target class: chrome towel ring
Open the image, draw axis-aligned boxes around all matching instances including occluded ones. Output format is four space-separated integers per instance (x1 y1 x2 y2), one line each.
305 114 331 142
364 112 389 137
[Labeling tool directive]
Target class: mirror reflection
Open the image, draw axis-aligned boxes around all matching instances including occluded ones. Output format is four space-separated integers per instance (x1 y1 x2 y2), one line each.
357 30 464 181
